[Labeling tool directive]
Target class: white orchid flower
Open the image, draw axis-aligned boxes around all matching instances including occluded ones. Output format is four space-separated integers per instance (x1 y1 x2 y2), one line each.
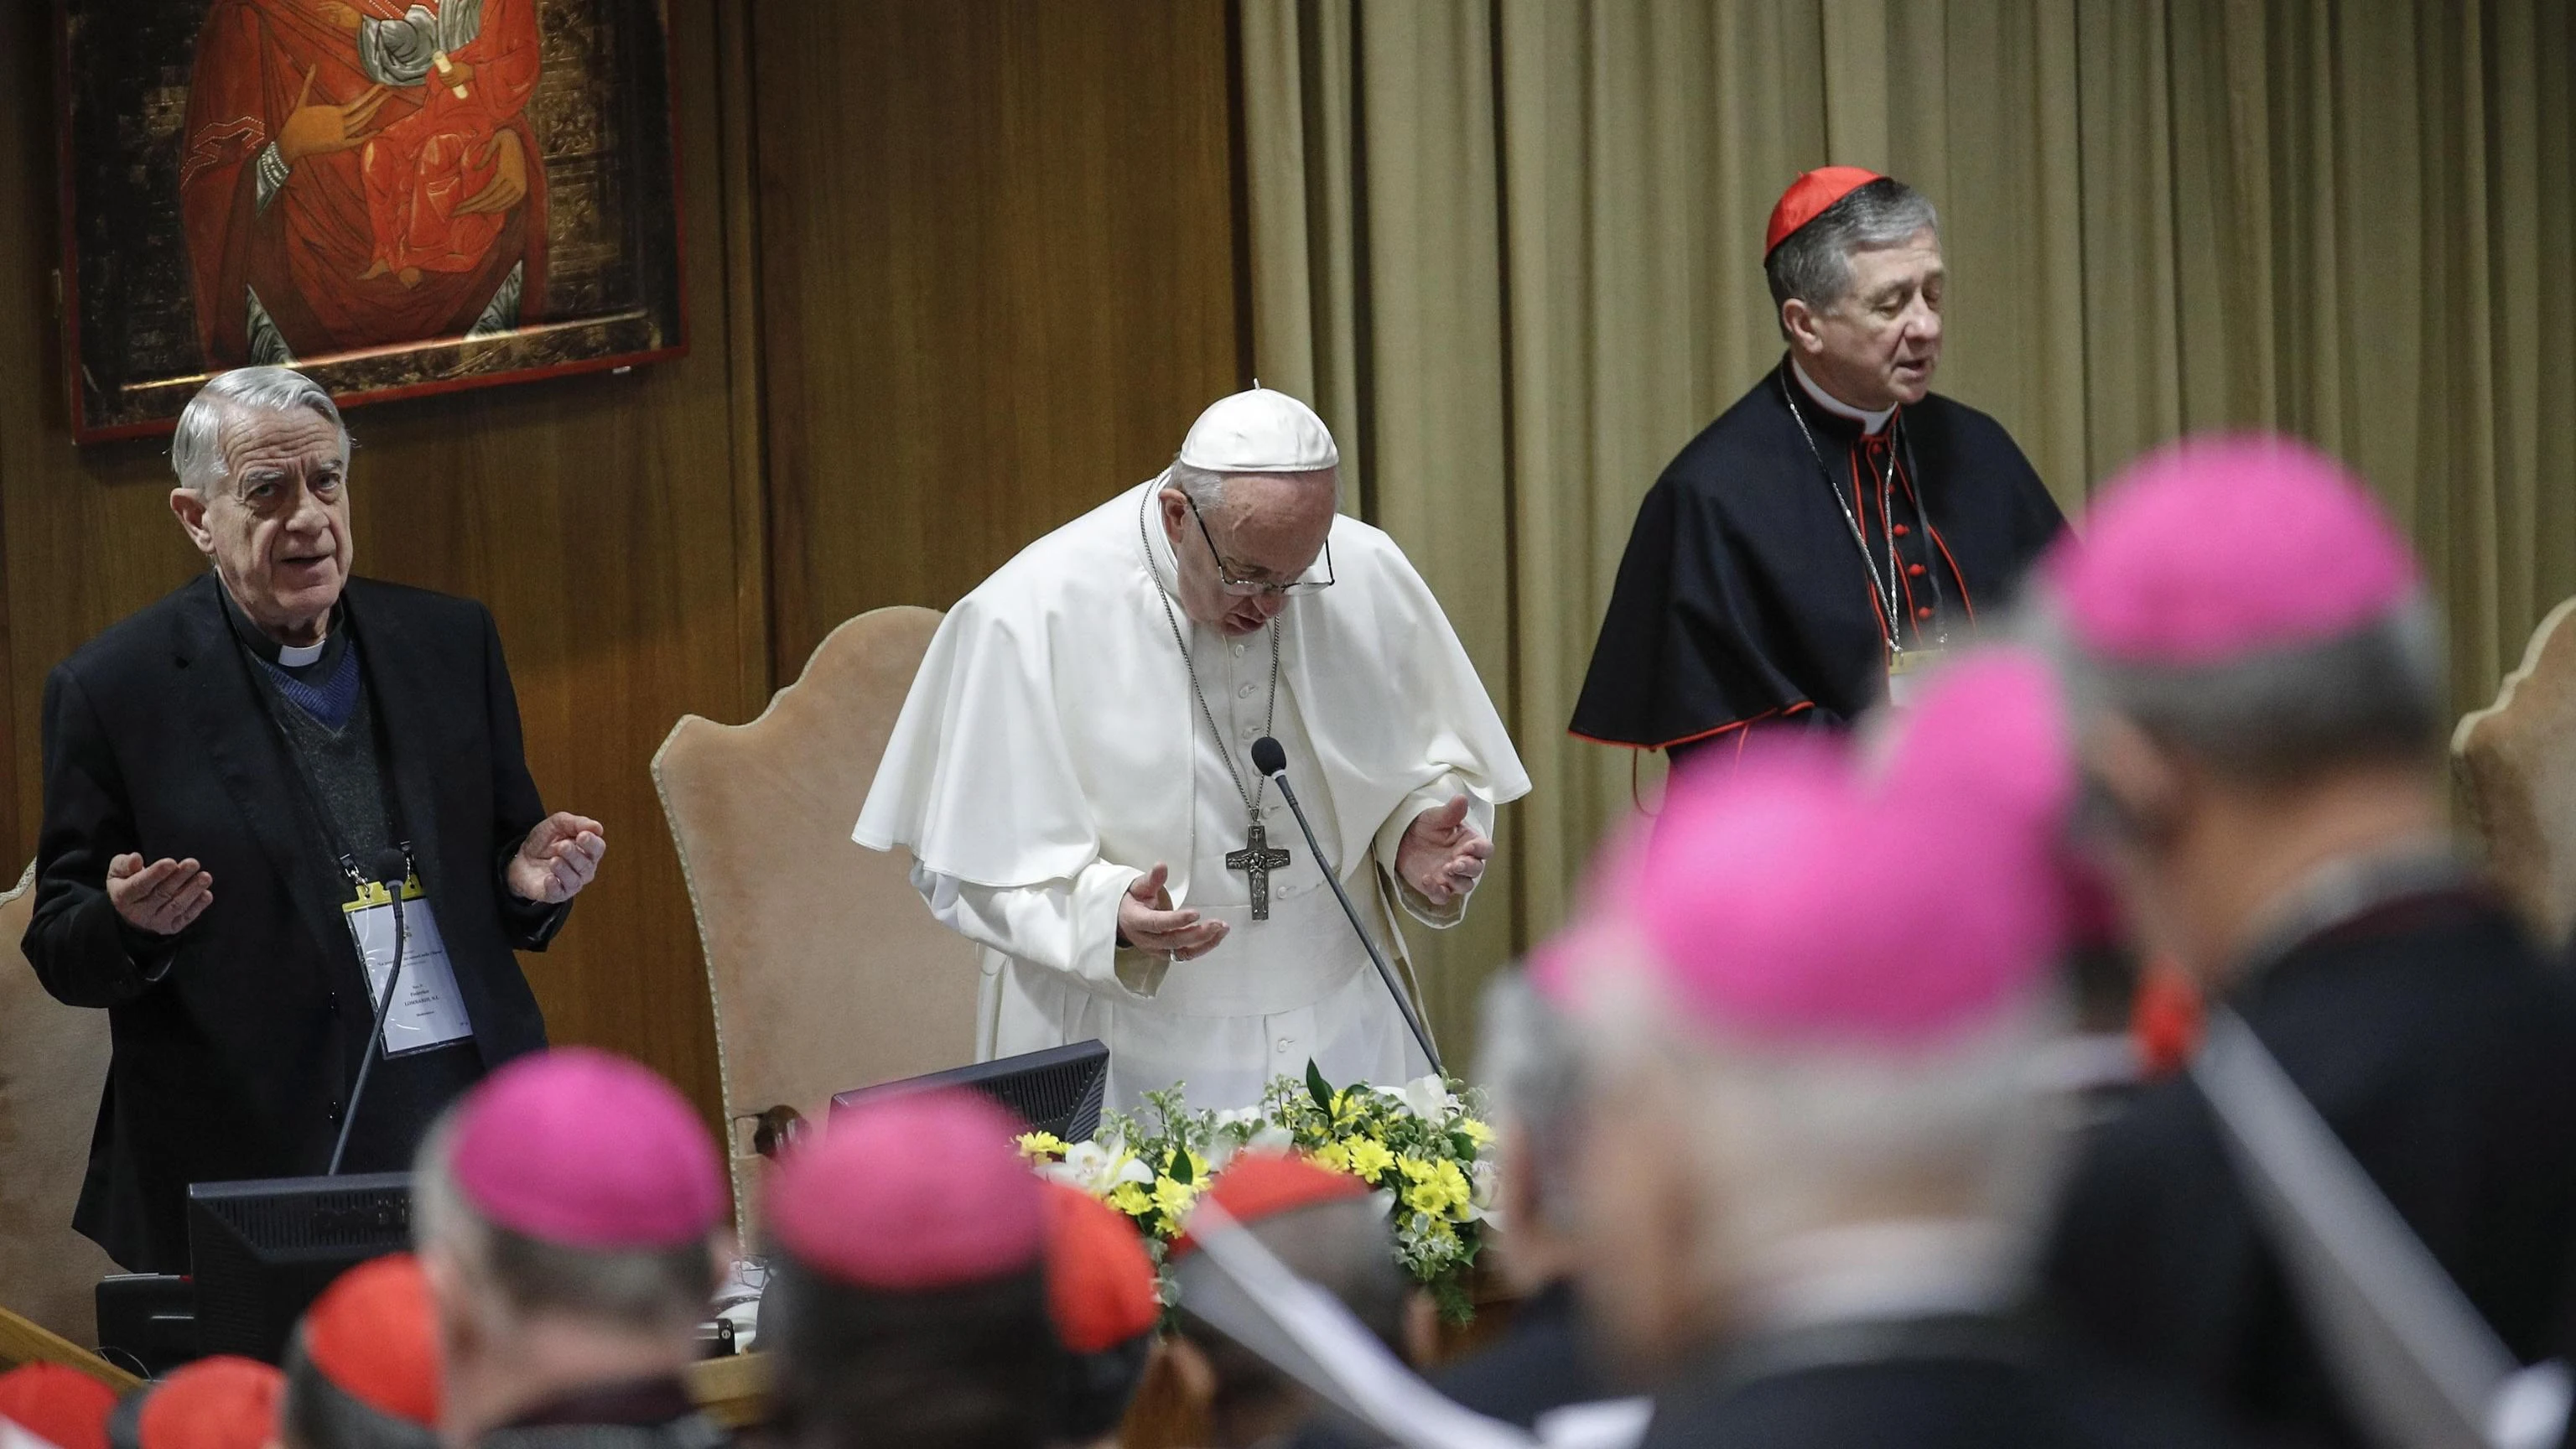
1057 1139 1154 1193
1400 1073 1453 1121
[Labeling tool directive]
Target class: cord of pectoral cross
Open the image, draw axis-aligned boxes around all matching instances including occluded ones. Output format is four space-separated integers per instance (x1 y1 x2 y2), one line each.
1141 486 1280 818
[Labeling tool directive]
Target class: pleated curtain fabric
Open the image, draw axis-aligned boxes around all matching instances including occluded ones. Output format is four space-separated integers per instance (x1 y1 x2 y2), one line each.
1241 0 2576 1046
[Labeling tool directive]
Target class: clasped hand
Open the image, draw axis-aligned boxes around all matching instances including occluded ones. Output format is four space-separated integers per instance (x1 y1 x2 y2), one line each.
507 813 606 904
1395 794 1490 906
1117 863 1227 962
108 854 214 937
1117 794 1488 962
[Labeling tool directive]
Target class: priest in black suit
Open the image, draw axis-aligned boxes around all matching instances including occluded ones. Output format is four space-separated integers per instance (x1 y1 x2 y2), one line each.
2033 437 2576 1449
1572 169 2064 769
23 366 607 1272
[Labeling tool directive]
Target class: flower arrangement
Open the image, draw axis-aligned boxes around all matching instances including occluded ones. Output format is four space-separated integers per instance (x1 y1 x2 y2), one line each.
1017 1062 1497 1322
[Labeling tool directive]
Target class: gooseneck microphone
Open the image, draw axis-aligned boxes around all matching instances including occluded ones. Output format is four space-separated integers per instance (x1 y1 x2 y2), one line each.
1250 737 1445 1078
327 846 413 1176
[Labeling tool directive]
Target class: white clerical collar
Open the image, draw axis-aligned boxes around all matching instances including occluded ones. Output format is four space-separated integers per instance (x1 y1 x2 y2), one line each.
278 637 326 667
1790 359 1897 436
1740 1219 2019 1333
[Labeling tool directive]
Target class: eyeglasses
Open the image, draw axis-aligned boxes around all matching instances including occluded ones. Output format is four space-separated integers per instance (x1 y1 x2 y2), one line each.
1187 496 1336 598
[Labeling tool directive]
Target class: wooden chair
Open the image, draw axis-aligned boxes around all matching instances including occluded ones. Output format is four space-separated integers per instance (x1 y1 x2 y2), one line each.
2454 597 2576 948
0 863 123 1349
653 608 982 1247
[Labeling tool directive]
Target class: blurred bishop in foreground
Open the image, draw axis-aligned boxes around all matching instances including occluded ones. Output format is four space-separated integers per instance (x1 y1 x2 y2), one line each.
2034 437 2576 1447
761 1088 1064 1449
858 387 1528 1109
411 1048 732 1449
1537 651 2230 1449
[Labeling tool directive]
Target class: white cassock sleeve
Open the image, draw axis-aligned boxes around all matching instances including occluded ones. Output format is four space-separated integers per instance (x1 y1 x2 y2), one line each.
908 860 1149 992
1370 770 1494 930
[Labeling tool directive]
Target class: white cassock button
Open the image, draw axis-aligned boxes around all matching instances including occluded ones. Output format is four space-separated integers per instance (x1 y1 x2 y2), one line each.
1275 1037 1293 1053
1237 683 1256 699
1242 725 1259 740
1232 642 1248 657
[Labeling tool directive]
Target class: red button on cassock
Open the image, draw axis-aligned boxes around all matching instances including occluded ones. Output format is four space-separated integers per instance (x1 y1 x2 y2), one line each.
1893 523 1911 537
1915 606 1934 621
1909 563 1926 577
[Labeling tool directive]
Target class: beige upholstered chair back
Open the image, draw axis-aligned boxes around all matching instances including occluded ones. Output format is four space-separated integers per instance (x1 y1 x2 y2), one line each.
0 863 122 1345
2454 596 2576 948
653 606 979 1244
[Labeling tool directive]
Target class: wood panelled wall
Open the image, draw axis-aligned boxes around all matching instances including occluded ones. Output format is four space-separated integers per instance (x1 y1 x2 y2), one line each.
0 0 1245 1131
752 1 1247 678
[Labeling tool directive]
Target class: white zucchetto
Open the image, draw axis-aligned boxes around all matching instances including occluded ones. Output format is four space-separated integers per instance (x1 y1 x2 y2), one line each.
1177 387 1339 473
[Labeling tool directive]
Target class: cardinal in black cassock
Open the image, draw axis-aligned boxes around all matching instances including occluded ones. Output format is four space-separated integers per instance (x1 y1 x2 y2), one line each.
2033 438 2576 1449
1573 168 2064 769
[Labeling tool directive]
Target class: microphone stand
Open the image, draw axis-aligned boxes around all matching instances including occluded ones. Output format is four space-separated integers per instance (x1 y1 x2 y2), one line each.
1256 754 1445 1079
328 849 412 1175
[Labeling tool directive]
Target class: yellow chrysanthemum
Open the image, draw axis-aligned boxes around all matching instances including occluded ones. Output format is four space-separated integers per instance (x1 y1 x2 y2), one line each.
1397 1156 1472 1218
1345 1137 1396 1181
1015 1130 1068 1161
1457 1118 1495 1147
1152 1176 1202 1225
1311 1140 1353 1175
1108 1182 1153 1218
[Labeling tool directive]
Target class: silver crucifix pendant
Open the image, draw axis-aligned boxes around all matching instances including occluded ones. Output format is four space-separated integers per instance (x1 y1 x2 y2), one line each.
1225 820 1293 921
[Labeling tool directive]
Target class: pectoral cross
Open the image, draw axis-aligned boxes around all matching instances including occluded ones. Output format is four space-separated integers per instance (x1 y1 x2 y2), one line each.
1226 820 1293 921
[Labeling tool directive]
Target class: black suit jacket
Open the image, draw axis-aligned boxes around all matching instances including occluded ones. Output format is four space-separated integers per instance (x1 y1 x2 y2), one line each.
1431 1280 1610 1429
1640 1316 2241 1449
2044 891 2576 1448
24 574 568 1270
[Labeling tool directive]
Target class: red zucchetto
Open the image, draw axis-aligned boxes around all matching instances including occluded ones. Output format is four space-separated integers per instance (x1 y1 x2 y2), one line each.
0 1365 117 1449
118 1358 280 1449
1765 166 1885 256
1171 1151 1373 1259
291 1253 441 1431
1040 1182 1161 1353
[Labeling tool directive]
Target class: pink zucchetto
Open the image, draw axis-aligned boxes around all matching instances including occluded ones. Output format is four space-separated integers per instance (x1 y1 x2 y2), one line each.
767 1088 1044 1291
1874 646 2075 833
446 1047 725 1249
2045 434 2418 667
1539 658 2070 1048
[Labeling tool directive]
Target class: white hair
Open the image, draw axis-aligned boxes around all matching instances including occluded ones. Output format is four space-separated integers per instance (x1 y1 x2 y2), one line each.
1166 460 1339 512
1571 959 2073 1306
1476 972 1587 1233
2018 594 2446 788
170 366 351 496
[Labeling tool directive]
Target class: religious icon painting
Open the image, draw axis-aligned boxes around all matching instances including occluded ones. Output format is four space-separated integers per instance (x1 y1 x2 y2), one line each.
53 0 686 442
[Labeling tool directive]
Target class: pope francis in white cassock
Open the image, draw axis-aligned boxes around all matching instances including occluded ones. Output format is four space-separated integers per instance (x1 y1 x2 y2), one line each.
855 387 1530 1111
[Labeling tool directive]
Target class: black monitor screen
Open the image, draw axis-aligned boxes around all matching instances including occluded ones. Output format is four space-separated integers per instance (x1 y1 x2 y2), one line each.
833 1040 1109 1144
187 1171 413 1363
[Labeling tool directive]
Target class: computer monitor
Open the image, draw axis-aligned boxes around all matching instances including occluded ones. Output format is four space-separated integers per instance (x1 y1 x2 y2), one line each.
187 1171 413 1363
833 1040 1109 1144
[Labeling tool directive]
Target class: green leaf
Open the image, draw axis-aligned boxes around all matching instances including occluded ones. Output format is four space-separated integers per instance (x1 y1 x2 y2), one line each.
1168 1147 1194 1185
1306 1058 1336 1114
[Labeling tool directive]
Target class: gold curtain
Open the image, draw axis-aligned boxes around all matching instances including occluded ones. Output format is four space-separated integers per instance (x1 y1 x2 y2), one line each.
1242 0 2576 1052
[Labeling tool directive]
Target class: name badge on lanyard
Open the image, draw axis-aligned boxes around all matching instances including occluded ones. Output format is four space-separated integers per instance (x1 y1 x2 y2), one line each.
342 871 475 1056
1885 647 1949 709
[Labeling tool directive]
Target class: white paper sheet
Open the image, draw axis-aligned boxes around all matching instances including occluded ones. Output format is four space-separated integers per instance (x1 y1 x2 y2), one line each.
342 878 474 1056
